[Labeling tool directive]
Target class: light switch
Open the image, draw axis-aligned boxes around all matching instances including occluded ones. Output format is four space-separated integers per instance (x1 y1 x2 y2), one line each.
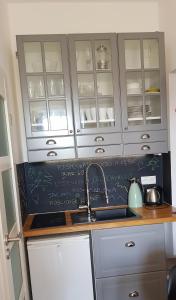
141 176 156 185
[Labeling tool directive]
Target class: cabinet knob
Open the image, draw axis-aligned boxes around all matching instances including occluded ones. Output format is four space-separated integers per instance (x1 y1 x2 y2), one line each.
46 139 56 145
141 145 150 151
125 241 135 248
47 151 57 157
77 129 80 133
124 126 128 130
94 136 104 142
141 134 150 140
69 130 73 134
129 291 139 298
95 148 105 154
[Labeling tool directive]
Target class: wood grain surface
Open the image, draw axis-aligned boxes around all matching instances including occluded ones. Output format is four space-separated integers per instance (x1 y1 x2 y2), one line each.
23 205 176 238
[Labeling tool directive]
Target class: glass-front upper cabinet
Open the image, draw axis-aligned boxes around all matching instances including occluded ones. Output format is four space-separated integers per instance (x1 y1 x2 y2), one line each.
69 34 121 134
17 35 73 137
118 32 167 132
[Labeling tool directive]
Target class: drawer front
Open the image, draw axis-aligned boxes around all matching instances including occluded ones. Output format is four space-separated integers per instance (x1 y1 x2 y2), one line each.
77 133 122 147
28 148 75 162
96 271 167 300
92 224 166 278
124 142 168 155
77 145 123 158
123 130 167 144
27 136 74 150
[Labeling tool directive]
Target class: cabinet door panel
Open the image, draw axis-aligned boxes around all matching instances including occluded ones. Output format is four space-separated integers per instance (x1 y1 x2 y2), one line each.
77 144 122 158
92 224 166 278
77 133 122 147
123 130 167 144
124 141 168 155
28 148 75 162
69 33 122 135
17 35 74 138
96 272 167 300
118 32 167 132
27 136 74 150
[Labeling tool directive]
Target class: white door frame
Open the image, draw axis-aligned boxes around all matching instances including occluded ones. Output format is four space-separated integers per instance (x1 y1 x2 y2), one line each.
0 66 29 300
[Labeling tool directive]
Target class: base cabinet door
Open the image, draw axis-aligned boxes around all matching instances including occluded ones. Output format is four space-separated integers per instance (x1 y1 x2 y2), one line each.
96 271 167 300
92 224 166 278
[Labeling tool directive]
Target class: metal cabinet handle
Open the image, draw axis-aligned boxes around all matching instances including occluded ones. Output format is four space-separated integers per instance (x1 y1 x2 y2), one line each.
129 291 139 298
125 241 135 248
47 151 57 157
5 232 22 246
95 148 105 154
46 139 56 145
94 136 104 142
141 133 150 140
141 145 150 151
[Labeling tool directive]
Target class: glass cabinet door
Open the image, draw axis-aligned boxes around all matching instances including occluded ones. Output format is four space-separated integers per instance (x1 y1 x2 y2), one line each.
69 34 121 134
119 33 166 131
17 36 73 137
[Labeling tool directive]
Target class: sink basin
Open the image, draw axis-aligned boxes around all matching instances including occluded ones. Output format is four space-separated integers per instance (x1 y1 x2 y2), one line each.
71 208 139 225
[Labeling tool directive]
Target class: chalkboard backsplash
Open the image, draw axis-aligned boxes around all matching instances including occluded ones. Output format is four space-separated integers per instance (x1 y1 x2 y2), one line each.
17 155 164 215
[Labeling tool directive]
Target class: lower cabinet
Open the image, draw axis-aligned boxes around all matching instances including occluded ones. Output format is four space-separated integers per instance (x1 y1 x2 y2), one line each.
92 224 167 300
96 271 167 300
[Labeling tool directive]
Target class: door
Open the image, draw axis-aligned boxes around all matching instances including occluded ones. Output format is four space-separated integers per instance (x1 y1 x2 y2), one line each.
69 33 121 135
17 35 74 138
0 70 29 300
118 32 167 132
96 271 167 300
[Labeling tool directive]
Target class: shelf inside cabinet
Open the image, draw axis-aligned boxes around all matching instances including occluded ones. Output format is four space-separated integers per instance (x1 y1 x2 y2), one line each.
128 116 161 122
81 119 115 124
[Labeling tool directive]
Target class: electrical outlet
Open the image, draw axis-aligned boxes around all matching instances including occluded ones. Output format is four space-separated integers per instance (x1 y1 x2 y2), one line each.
141 176 156 185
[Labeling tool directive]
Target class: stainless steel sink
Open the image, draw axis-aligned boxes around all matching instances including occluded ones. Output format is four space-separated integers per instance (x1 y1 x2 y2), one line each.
71 208 139 225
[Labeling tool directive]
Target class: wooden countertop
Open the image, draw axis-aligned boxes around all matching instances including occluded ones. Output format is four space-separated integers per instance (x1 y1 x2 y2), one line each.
23 204 176 238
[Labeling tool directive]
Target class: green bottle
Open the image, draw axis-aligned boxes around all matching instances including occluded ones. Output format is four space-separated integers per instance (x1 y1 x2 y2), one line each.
128 178 143 208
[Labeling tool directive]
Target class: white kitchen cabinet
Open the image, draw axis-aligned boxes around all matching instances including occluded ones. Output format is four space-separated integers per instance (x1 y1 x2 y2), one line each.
27 233 94 300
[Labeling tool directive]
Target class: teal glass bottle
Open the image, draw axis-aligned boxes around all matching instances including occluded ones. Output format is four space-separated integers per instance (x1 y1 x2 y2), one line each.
128 178 143 208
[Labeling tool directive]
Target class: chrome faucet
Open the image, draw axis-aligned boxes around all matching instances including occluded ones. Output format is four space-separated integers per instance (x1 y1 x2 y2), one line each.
81 163 109 218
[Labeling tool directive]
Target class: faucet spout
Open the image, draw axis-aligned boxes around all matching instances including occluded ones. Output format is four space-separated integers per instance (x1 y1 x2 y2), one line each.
85 163 109 215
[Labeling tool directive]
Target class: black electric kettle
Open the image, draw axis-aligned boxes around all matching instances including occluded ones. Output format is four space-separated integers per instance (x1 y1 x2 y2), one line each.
144 186 162 205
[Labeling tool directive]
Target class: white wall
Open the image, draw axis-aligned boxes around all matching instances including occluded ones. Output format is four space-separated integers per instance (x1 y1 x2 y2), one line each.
159 0 176 72
0 0 21 162
8 1 159 34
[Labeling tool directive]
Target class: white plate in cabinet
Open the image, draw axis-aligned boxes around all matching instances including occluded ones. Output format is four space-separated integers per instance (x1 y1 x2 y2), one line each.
28 148 75 162
123 130 167 144
92 224 166 278
27 136 75 150
77 145 123 158
124 141 168 156
96 271 167 300
77 133 122 147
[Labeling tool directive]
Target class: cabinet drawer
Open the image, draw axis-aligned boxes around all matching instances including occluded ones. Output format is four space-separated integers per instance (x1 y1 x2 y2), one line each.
77 145 123 158
96 271 167 300
92 224 166 278
77 133 122 147
124 142 168 155
123 130 167 144
28 148 75 162
27 136 74 150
